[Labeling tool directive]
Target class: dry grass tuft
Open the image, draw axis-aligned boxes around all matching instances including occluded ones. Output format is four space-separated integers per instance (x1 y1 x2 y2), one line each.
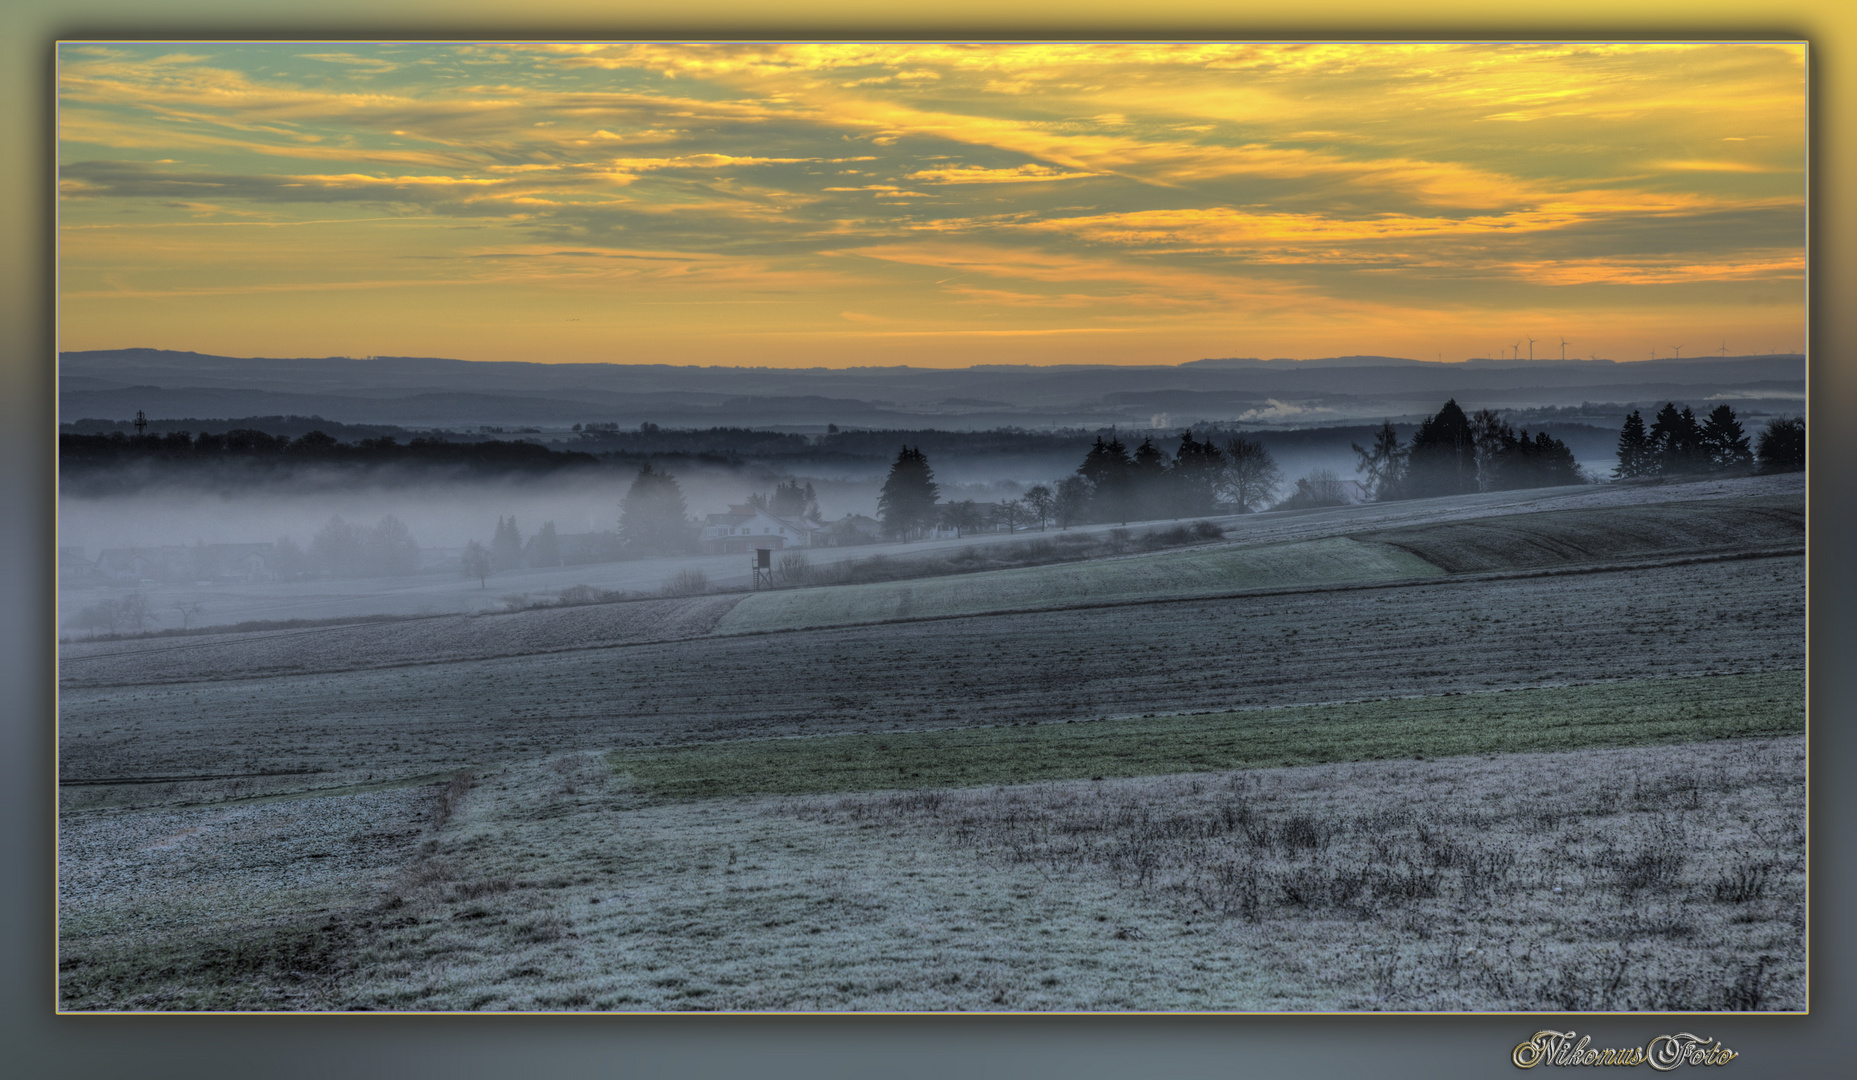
797 737 1804 1011
661 569 710 597
429 770 475 831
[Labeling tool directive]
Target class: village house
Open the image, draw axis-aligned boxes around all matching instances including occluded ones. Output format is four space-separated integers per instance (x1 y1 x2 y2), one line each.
699 505 824 555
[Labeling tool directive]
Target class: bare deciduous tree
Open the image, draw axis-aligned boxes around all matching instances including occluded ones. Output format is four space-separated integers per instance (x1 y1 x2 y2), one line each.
461 540 492 589
1022 484 1055 530
1351 420 1406 501
775 551 811 586
1222 436 1283 513
939 499 984 538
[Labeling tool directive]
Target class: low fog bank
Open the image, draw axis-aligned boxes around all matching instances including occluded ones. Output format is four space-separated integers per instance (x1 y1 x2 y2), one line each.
58 463 850 556
53 411 1649 637
55 432 1389 559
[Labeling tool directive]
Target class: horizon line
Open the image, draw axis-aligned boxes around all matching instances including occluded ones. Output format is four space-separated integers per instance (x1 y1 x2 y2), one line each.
58 346 1807 371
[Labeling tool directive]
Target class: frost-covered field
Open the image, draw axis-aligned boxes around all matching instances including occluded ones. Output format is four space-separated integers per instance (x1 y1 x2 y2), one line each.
58 782 433 1010
57 736 1804 1011
54 477 1808 1011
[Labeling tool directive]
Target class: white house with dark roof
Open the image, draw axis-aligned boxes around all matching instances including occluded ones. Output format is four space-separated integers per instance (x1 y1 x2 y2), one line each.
699 504 824 555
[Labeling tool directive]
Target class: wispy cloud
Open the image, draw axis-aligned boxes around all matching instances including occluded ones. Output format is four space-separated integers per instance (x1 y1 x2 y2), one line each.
906 164 1096 185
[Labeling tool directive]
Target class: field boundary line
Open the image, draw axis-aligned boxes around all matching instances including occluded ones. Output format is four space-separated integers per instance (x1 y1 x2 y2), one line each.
58 617 451 664
60 768 326 786
704 543 1805 642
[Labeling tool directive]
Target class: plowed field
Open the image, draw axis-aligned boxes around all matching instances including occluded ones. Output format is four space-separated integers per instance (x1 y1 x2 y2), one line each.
1354 495 1801 573
59 555 1803 793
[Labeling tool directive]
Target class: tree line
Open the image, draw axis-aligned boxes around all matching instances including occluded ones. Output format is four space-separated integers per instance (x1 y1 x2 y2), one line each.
871 403 1587 540
872 431 1286 539
59 428 598 472
1057 431 1283 526
1350 399 1582 500
1612 403 1802 478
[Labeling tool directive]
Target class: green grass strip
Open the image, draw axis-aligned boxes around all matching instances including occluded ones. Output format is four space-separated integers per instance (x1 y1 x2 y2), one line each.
608 670 1804 799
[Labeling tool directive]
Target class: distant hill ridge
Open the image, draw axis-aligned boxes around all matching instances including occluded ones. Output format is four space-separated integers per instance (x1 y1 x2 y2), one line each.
59 347 1803 431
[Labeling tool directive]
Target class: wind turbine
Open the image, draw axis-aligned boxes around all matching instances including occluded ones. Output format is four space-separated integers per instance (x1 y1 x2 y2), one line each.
1670 344 1684 359
1558 337 1570 361
1511 340 1521 361
1526 335 1537 361
1718 341 1728 357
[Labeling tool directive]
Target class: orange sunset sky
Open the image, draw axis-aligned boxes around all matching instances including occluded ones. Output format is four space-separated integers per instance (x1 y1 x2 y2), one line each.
56 41 1807 367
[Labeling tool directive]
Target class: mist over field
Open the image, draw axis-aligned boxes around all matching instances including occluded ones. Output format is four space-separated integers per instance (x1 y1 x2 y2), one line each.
60 465 778 554
57 440 1386 555
57 348 1795 579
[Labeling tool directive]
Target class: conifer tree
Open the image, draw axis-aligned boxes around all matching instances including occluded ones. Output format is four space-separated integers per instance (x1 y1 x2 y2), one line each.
1700 404 1754 470
1170 430 1225 517
1129 436 1171 520
1614 410 1650 479
1648 402 1705 474
1756 416 1805 472
1404 399 1479 498
877 446 939 540
770 479 819 520
527 521 561 568
619 463 692 555
1077 434 1133 523
491 515 524 571
1501 429 1583 488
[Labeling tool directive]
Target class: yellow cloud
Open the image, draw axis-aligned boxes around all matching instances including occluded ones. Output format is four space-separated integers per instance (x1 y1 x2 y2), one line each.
1502 251 1805 286
905 164 1096 184
1653 160 1796 174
